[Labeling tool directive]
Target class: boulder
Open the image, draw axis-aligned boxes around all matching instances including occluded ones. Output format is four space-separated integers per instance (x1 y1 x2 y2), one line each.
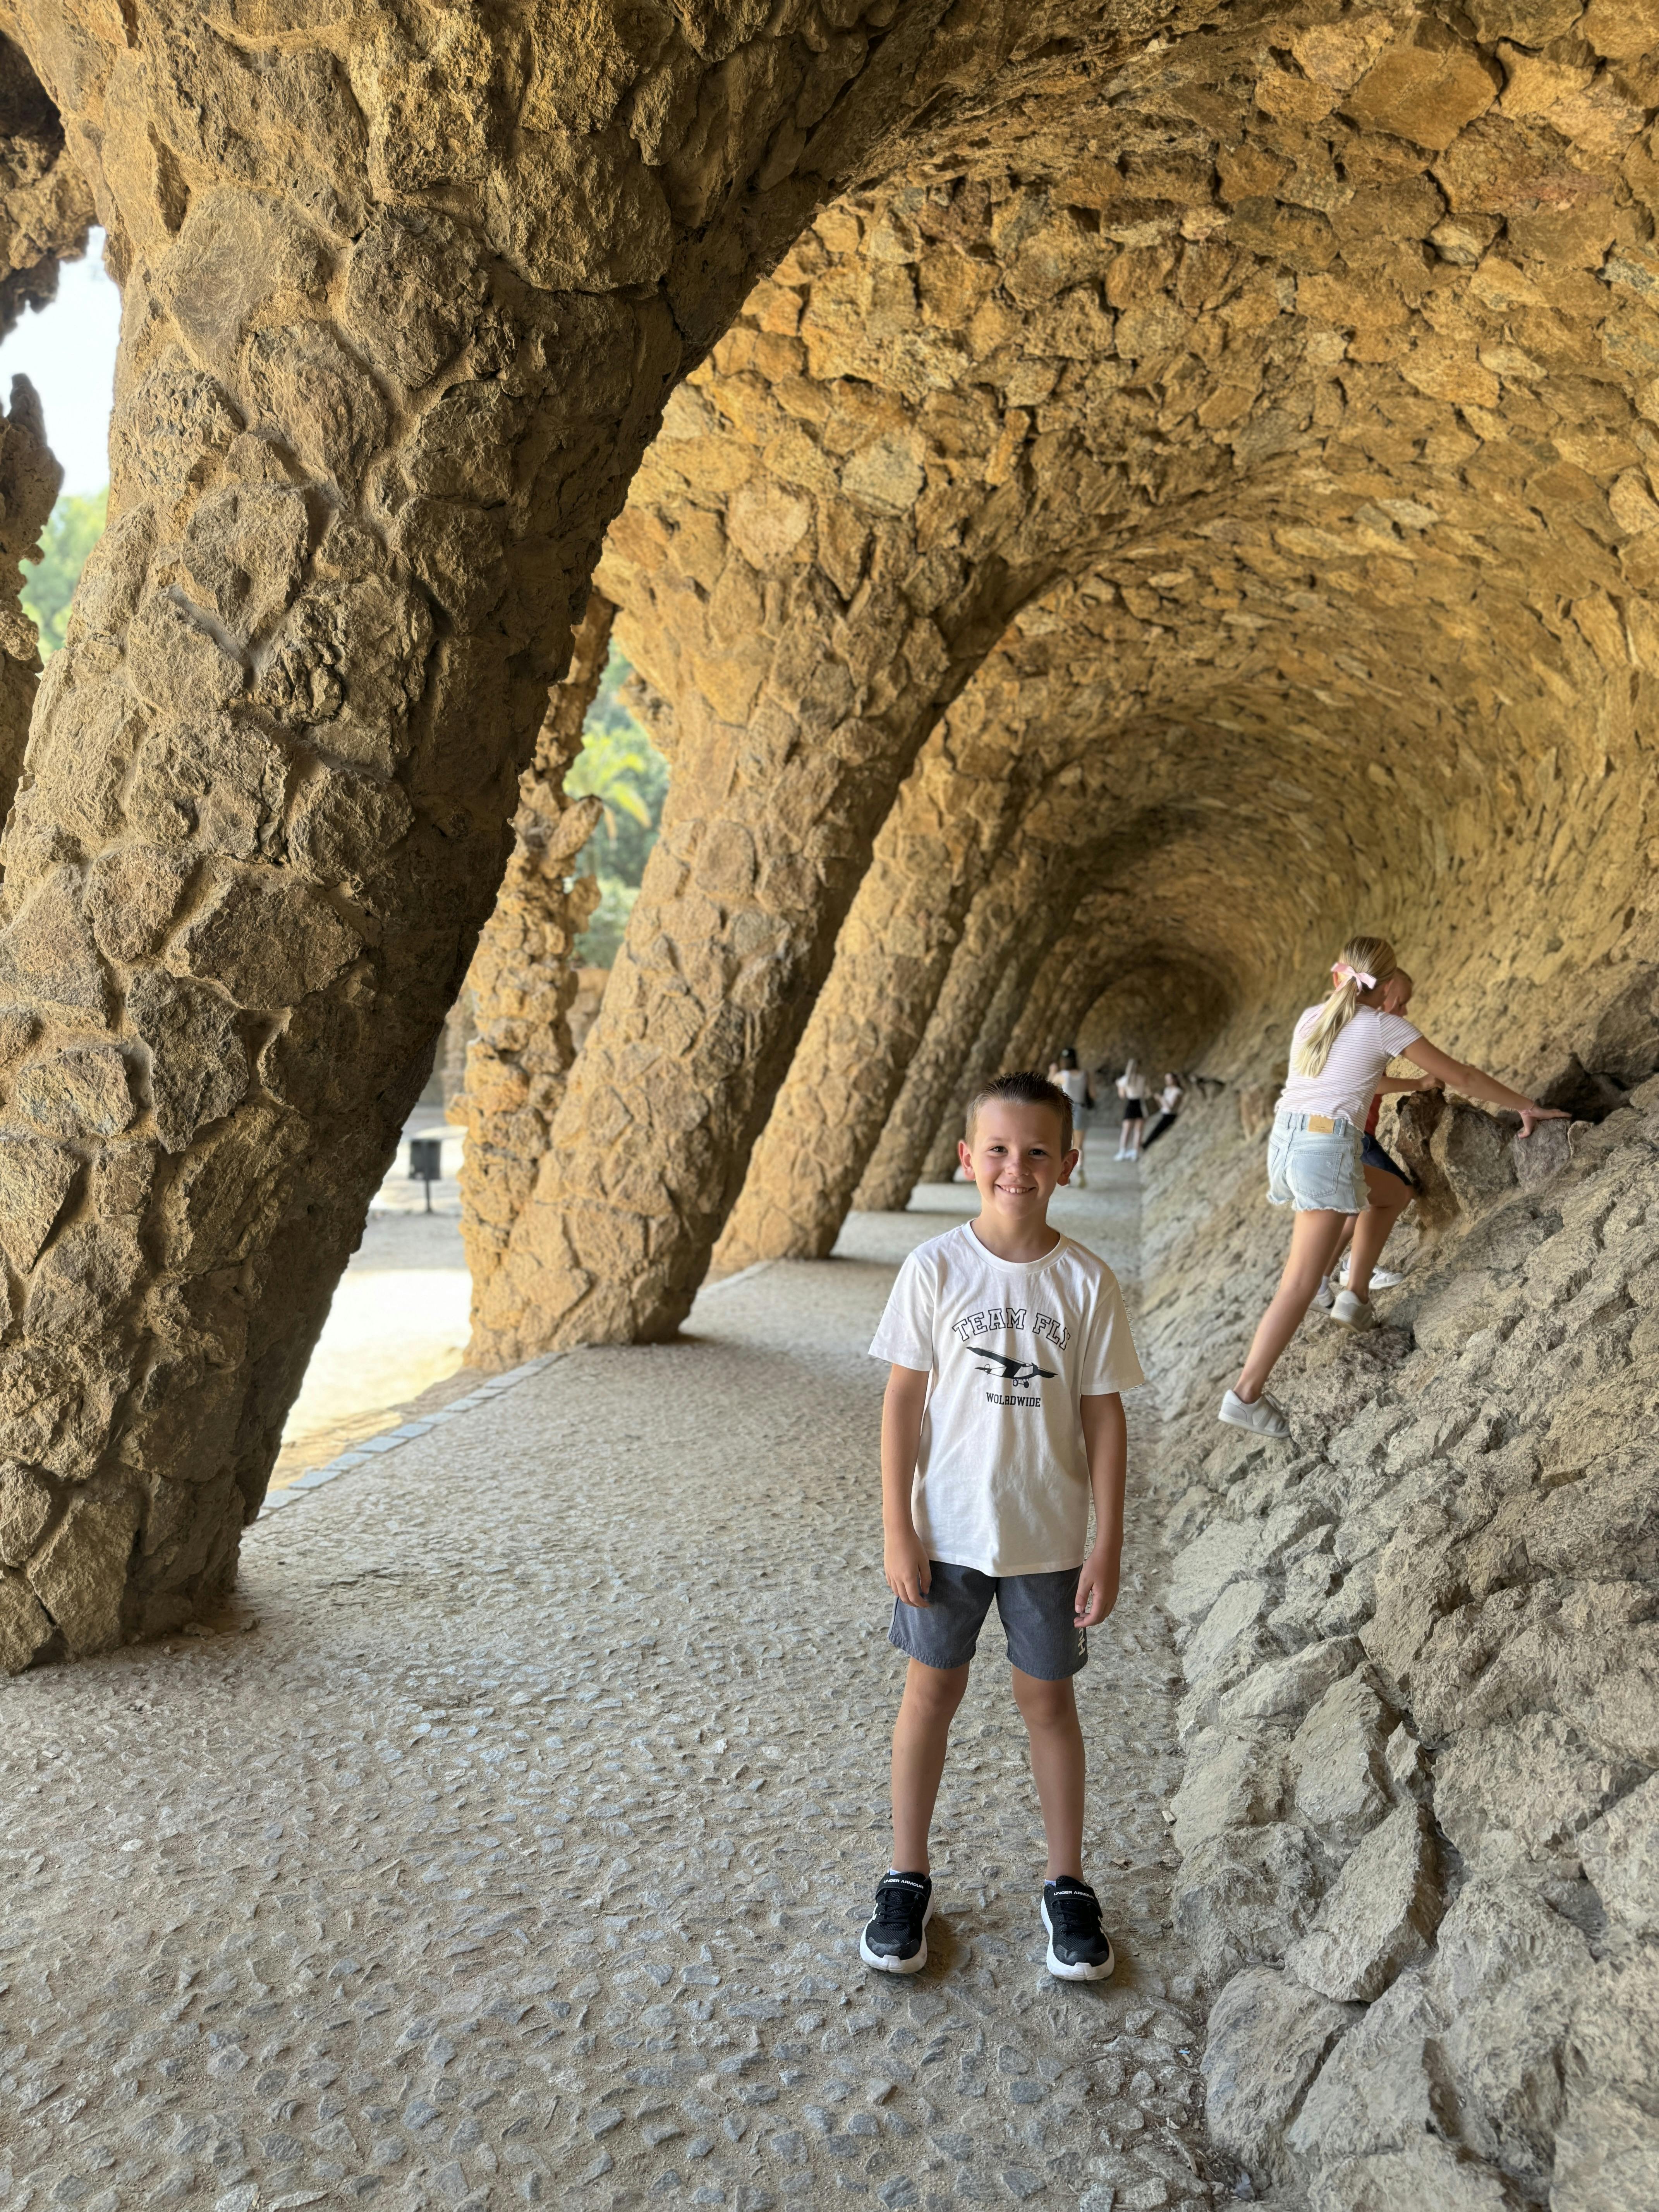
1182 1574 1272 1684
1308 2138 1523 2211
1172 1821 1324 1991
1286 1802 1441 2002
1549 2084 1659 2212
1579 1772 1659 1938
1432 1877 1591 2007
1439 1966 1580 2185
1436 1712 1638 1875
1289 1668 1395 1848
1182 1635 1362 1743
1168 1727 1290 1855
1202 1965 1355 2186
1286 1969 1449 2172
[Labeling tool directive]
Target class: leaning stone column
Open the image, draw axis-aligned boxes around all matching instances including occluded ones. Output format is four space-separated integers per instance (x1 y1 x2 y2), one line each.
0 0 1030 1664
905 849 1088 1187
709 703 1024 1272
859 843 1066 1207
459 596 611 1318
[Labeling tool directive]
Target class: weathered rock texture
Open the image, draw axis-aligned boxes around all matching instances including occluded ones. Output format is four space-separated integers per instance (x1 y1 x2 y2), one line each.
0 33 93 340
0 0 1146 1655
481 0 1659 1349
853 836 1074 1211
1141 1059 1659 2206
458 593 610 1346
0 371 58 826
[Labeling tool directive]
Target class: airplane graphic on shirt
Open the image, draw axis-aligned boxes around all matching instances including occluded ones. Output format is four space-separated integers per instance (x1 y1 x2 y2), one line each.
970 1347 1058 1386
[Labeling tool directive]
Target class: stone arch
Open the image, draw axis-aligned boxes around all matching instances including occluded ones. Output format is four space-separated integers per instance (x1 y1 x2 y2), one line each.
0 0 1139 1665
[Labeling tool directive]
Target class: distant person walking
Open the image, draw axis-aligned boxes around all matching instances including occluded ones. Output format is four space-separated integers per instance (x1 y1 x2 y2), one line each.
1140 1072 1185 1151
1114 1060 1146 1161
1220 935 1568 1439
1048 1048 1094 1188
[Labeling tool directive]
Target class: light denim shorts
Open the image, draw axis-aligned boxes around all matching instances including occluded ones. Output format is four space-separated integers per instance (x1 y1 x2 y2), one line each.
1267 1111 1366 1214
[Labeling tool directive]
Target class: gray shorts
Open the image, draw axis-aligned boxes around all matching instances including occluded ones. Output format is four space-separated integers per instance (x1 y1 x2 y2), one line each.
890 1561 1087 1681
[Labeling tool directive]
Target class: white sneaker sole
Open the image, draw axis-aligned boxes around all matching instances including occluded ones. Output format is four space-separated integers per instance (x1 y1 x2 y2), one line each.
1331 1304 1375 1331
860 1893 934 1974
1218 1398 1290 1439
1041 1897 1115 1982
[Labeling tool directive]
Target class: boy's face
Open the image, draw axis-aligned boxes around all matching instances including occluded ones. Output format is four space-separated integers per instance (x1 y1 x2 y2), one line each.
958 1100 1077 1219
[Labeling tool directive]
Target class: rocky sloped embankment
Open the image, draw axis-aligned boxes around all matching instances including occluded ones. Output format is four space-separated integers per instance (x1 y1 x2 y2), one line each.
1135 1081 1659 2209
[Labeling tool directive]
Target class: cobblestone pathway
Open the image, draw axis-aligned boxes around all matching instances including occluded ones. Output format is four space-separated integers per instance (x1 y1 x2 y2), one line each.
1 1183 1216 2212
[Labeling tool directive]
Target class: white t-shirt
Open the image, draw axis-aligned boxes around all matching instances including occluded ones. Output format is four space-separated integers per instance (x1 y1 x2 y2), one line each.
1276 1005 1422 1127
1053 1068 1089 1110
869 1223 1145 1577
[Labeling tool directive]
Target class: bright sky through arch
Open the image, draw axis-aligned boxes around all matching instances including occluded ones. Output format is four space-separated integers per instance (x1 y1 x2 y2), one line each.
0 230 120 497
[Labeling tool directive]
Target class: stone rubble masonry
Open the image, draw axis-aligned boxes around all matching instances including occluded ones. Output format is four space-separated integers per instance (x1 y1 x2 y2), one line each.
852 833 1071 1212
510 0 1659 1351
1139 1017 1659 2204
459 592 612 1358
712 623 1137 1272
0 0 1096 1662
915 849 1094 1183
0 372 59 831
0 33 94 342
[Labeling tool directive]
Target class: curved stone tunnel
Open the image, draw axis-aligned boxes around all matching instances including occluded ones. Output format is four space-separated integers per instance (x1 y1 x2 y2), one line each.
0 1 1656 2204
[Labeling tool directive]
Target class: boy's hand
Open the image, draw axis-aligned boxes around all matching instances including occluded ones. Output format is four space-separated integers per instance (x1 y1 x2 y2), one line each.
1074 1542 1121 1628
885 1528 932 1609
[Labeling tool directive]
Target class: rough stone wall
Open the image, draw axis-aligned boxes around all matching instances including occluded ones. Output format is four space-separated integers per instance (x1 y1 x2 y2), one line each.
1130 1044 1659 2209
852 836 1071 1211
0 0 1120 1663
0 371 58 829
707 707 1023 1272
458 594 611 1343
528 0 1659 1345
1076 960 1231 1087
0 33 93 340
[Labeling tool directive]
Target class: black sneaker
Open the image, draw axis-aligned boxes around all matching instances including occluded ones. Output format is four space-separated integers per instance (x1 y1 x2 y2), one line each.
859 1871 933 1975
1041 1877 1115 1981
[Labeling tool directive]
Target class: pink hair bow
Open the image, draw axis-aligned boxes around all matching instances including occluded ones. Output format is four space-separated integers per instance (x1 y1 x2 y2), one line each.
1333 961 1376 991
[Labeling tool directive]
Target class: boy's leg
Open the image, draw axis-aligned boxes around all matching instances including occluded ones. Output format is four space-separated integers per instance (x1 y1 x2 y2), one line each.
1011 1667 1085 1879
891 1657 970 1871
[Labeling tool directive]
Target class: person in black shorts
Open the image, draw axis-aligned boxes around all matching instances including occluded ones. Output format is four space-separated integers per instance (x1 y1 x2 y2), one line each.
1113 1060 1146 1160
1314 970 1437 1315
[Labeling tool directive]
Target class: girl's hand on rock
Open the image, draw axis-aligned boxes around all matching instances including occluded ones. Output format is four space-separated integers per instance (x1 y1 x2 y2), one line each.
1517 1103 1570 1138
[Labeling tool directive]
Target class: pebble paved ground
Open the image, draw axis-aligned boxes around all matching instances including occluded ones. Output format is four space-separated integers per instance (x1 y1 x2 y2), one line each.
0 1178 1218 2212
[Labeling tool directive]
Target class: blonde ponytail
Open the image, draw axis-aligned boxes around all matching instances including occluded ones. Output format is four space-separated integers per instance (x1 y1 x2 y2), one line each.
1293 934 1397 1077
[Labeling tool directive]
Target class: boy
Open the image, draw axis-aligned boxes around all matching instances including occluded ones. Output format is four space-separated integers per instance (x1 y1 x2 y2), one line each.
861 1070 1144 1982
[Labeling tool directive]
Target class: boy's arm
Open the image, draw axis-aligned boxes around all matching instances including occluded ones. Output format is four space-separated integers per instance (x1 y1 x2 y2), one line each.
1075 1392 1127 1627
882 1363 933 1607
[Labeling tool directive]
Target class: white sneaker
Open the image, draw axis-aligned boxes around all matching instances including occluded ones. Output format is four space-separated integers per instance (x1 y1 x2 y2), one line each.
1312 1276 1334 1310
1219 1389 1290 1437
1074 1170 1087 1189
1331 1290 1374 1330
1340 1264 1402 1289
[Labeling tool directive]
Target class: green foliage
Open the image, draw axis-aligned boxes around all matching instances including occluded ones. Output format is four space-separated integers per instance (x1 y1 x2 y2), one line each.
19 488 107 658
575 875 641 969
570 642 669 966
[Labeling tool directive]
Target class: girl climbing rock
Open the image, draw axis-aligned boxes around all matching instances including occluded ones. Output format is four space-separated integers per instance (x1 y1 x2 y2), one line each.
1220 934 1568 1439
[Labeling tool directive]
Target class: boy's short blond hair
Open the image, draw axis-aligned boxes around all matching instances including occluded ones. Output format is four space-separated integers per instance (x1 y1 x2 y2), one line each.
965 1070 1073 1151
